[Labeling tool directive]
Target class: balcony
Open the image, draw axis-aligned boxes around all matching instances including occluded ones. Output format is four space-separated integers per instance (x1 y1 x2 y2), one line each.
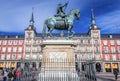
32 51 39 53
103 59 120 62
25 43 31 46
33 43 39 46
25 50 31 53
102 51 117 54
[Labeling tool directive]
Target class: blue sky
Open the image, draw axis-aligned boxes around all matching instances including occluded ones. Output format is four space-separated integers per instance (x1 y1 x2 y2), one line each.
0 0 120 34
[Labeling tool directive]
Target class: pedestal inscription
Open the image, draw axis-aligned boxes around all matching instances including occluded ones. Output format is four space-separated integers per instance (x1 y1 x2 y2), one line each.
49 52 66 62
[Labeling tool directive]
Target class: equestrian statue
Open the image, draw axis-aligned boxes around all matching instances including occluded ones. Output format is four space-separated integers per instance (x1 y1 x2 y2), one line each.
42 2 80 39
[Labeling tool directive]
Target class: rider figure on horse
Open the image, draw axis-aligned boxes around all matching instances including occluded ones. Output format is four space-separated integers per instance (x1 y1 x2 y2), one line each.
55 1 68 18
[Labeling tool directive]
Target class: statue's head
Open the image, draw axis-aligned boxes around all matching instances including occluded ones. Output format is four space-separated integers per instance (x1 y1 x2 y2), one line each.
74 9 80 20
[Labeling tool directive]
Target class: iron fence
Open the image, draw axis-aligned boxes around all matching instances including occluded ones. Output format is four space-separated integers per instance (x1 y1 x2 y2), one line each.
19 59 96 81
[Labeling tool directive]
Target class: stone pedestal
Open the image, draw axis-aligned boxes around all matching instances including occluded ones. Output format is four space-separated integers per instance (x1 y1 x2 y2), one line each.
41 39 77 76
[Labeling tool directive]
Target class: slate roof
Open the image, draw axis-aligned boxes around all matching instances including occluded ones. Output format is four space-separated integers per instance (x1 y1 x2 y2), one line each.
101 34 120 39
36 33 90 37
0 34 24 39
0 33 120 39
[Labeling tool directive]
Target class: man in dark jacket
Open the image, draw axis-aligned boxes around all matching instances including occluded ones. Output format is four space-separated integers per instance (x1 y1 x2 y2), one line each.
113 69 118 80
8 70 14 81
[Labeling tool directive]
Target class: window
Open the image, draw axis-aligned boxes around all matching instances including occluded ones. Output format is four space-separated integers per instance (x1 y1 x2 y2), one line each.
112 55 116 61
33 47 37 52
8 40 12 45
88 40 91 44
19 40 23 45
8 47 12 52
80 47 85 52
105 55 109 60
104 47 108 53
13 40 18 45
96 55 100 60
3 40 7 45
26 47 30 52
34 40 38 44
118 47 120 53
1 55 5 60
26 40 31 44
2 47 6 52
87 47 91 52
13 47 17 52
26 32 32 38
94 40 98 44
18 47 22 52
117 40 120 45
95 47 99 52
6 55 10 59
103 40 107 45
111 47 115 53
89 55 93 59
93 33 98 38
12 54 16 59
80 40 84 44
110 40 114 45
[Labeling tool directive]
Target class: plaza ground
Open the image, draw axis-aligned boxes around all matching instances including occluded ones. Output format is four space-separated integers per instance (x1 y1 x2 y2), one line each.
96 72 120 81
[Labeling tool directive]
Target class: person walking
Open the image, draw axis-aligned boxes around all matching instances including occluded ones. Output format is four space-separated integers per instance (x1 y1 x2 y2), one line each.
3 69 8 81
113 69 118 81
15 69 22 81
0 70 3 81
7 70 14 81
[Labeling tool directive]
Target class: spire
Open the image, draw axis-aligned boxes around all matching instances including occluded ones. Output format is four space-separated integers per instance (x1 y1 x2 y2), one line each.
91 9 97 29
29 7 34 26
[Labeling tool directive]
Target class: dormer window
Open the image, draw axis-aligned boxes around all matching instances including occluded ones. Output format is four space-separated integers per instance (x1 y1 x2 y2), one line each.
109 35 112 38
16 36 18 39
5 36 8 39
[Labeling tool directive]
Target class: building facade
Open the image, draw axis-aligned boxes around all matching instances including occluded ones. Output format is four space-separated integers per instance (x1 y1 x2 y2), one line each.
0 10 120 72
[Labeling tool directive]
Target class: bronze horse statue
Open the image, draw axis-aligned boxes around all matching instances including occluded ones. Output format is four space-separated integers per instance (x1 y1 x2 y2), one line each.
42 8 80 38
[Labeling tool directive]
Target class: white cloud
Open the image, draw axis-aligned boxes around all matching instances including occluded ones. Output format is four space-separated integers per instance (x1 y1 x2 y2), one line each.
97 10 120 33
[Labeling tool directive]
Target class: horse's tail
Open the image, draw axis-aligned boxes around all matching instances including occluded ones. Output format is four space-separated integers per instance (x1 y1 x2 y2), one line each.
42 20 47 39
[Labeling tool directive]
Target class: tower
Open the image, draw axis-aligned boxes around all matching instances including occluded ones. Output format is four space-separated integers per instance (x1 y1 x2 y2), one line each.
24 8 36 60
88 9 102 68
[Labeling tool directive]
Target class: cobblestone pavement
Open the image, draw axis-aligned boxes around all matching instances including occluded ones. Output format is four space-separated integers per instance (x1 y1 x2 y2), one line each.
96 72 120 81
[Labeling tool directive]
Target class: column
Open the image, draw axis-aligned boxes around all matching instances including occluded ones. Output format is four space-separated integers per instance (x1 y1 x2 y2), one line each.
79 62 82 71
111 62 113 73
15 62 17 69
21 63 24 69
9 62 11 68
119 62 120 72
93 62 96 72
102 62 105 72
30 62 32 69
4 62 6 68
36 62 39 69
